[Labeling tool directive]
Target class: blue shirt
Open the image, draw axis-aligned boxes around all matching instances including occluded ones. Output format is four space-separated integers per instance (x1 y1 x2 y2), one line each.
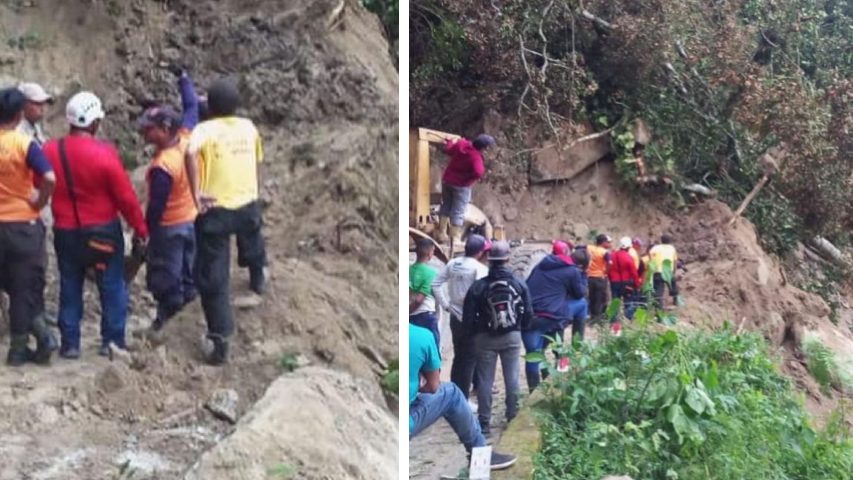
409 324 441 430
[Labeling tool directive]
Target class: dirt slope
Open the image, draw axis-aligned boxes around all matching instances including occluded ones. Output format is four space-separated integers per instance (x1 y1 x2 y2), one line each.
0 1 397 478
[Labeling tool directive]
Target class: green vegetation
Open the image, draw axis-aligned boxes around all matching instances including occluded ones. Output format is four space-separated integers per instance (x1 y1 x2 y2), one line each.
278 353 300 373
266 463 297 478
381 358 399 395
532 320 853 479
802 334 853 395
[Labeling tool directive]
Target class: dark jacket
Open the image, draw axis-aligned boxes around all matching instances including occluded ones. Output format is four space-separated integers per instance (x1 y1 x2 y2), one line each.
462 265 533 335
526 254 587 322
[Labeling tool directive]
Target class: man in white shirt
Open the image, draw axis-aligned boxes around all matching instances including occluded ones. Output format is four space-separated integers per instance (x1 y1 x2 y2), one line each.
16 83 53 146
432 234 490 400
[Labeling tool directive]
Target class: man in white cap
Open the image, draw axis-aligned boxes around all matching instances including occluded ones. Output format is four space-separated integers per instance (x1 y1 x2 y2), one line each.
16 82 53 146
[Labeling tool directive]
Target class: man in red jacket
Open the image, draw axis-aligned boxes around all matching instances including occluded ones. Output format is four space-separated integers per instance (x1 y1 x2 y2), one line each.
42 91 148 359
608 237 641 336
436 134 495 246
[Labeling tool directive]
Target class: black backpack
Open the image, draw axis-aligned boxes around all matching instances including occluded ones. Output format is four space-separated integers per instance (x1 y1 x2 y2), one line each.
484 279 522 331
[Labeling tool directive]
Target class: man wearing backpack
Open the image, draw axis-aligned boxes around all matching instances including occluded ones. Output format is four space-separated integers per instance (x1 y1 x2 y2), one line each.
462 241 532 436
523 240 588 391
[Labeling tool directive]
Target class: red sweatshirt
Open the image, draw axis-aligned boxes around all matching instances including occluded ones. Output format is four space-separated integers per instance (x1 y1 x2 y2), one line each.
442 138 485 187
43 135 148 238
608 249 640 287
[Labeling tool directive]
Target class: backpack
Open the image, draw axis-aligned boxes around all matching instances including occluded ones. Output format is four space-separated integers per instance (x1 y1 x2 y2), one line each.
484 279 522 331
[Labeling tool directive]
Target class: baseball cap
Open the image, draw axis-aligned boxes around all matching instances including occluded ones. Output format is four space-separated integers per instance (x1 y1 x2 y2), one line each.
473 134 496 150
632 237 643 248
137 106 181 131
18 82 53 104
465 234 491 256
488 240 511 261
595 233 612 245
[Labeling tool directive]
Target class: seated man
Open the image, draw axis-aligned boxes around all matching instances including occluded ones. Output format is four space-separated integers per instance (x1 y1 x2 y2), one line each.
409 323 516 471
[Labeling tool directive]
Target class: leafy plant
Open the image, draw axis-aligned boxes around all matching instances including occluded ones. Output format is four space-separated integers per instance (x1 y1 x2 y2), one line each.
802 334 853 395
533 325 853 479
266 463 296 478
381 358 399 395
278 353 300 373
361 0 398 57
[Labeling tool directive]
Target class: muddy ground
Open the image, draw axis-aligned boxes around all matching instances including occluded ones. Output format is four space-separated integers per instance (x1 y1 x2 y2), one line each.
410 159 853 478
0 0 398 478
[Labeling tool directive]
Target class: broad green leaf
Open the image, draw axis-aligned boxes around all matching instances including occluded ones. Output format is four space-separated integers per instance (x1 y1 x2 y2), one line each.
525 352 546 363
685 386 707 414
704 360 719 390
606 298 623 322
661 330 678 347
635 308 649 327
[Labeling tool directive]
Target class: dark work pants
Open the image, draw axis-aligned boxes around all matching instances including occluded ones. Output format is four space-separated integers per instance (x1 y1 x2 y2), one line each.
194 202 266 338
147 222 197 321
588 277 609 320
653 273 679 308
449 314 478 398
0 220 46 337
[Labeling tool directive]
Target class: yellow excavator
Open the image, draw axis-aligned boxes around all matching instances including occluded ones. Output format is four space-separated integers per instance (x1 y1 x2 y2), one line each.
408 127 499 263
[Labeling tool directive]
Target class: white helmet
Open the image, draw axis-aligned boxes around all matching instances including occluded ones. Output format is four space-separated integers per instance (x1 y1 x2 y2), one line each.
619 236 632 250
65 91 105 128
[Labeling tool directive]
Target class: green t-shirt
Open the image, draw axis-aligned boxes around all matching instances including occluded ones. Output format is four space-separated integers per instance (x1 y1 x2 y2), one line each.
409 324 442 430
409 261 437 315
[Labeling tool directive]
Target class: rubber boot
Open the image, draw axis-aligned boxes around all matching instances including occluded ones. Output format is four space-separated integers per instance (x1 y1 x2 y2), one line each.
205 334 230 366
435 216 449 243
31 313 58 365
449 225 464 252
7 335 34 366
249 265 266 295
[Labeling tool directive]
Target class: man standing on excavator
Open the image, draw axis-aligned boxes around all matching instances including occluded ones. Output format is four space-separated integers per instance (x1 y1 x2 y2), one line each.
435 134 495 246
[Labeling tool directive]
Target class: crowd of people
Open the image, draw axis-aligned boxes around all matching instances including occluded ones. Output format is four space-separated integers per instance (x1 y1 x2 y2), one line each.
410 227 682 471
0 68 266 366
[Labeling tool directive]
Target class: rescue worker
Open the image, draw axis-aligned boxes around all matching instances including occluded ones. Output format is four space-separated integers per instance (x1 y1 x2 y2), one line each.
138 68 200 332
432 234 490 401
608 237 641 335
587 234 612 321
523 240 588 391
463 241 532 436
16 82 53 146
43 91 148 359
436 134 495 246
0 88 58 365
648 234 681 308
185 79 266 365
410 238 439 347
629 237 642 272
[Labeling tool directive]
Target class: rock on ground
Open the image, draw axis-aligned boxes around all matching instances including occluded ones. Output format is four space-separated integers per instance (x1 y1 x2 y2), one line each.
185 366 397 480
205 389 239 424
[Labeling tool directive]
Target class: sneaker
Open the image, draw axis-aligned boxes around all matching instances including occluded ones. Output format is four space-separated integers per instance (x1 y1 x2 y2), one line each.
490 451 517 470
611 322 622 337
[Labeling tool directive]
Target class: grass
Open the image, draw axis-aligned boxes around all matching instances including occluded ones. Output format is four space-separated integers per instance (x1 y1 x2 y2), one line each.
802 333 853 395
381 358 399 396
532 318 853 479
278 353 300 373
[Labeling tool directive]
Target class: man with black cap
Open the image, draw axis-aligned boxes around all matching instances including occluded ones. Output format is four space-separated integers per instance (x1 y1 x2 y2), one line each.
0 87 58 365
16 82 53 146
185 78 266 365
432 233 490 400
137 69 200 333
435 134 495 247
463 240 532 436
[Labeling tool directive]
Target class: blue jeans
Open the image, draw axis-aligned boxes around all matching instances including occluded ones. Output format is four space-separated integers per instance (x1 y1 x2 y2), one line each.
147 222 196 321
611 282 637 320
410 382 486 451
410 311 439 349
54 221 127 350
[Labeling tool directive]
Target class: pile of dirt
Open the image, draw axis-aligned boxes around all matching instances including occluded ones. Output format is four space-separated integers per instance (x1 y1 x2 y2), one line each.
0 0 397 478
